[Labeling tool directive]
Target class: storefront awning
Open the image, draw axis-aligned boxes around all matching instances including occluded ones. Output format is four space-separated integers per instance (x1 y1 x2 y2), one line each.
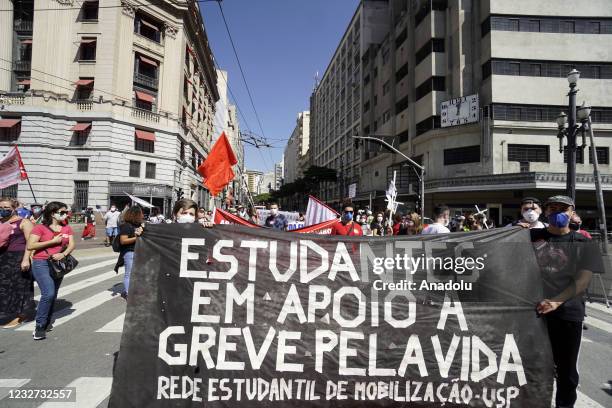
0 119 21 128
135 129 156 141
70 122 91 132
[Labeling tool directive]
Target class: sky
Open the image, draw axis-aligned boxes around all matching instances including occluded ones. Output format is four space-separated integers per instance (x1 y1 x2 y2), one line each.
201 0 360 173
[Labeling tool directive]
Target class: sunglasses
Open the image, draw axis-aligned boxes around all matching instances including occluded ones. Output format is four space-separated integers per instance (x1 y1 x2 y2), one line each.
58 211 69 216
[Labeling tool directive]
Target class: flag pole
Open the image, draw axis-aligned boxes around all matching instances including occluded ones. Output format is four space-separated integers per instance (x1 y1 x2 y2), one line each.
14 146 37 202
25 177 37 203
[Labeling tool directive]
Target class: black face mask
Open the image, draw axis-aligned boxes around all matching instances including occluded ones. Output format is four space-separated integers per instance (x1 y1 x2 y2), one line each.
569 222 580 231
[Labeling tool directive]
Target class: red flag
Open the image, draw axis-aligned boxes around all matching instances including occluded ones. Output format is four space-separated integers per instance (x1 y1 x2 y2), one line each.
197 132 237 196
0 146 28 189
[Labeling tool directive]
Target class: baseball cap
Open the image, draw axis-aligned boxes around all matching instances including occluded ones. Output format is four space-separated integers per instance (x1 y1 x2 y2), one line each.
544 195 574 208
520 197 541 205
30 203 43 208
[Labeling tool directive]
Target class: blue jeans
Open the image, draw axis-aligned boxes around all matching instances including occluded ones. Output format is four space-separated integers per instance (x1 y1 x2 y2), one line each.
31 259 62 328
123 251 134 295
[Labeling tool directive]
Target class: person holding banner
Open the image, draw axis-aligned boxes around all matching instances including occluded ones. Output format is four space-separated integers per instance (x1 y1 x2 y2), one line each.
529 195 603 408
264 203 288 231
421 205 451 235
370 212 392 236
27 202 75 340
172 199 198 223
0 197 35 329
118 206 144 297
330 203 362 236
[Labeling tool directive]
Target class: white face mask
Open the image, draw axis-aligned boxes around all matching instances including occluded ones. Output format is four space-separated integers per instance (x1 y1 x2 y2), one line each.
270 208 278 215
522 209 540 223
110 207 116 212
176 214 195 224
53 213 68 222
376 217 383 222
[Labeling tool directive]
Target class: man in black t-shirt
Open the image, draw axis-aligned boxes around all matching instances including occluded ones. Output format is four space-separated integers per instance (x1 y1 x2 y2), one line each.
529 195 603 408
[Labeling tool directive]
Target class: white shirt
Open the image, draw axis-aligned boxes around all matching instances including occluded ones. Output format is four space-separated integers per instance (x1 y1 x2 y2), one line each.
421 222 451 235
104 210 121 228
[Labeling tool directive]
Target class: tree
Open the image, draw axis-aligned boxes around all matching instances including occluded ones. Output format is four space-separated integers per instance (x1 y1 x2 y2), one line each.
253 193 271 204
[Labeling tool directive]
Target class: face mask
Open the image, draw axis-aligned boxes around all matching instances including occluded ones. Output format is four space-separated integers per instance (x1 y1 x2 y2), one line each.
110 207 116 212
342 212 353 222
53 213 68 222
522 209 539 223
548 212 570 228
569 222 580 231
376 217 383 222
0 209 13 219
443 218 450 227
270 208 278 215
177 214 195 224
32 208 42 216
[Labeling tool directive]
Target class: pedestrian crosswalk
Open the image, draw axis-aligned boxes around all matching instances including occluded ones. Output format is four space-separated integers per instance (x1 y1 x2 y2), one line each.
0 254 610 408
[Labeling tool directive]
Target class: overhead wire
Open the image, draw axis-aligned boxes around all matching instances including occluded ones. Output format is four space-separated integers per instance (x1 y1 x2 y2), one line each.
0 0 220 13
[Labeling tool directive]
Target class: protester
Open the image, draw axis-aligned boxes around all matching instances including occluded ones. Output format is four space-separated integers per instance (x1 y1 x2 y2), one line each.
81 207 96 240
297 212 305 222
330 203 363 236
569 213 592 239
405 212 422 235
197 208 208 225
29 203 44 225
512 197 546 229
103 205 121 247
264 203 287 231
371 212 393 236
237 205 248 220
358 213 371 236
450 214 466 232
118 206 144 297
0 197 35 329
27 201 75 340
247 207 259 224
148 207 165 224
365 209 374 225
421 205 451 234
529 195 602 408
173 199 198 223
472 213 486 230
392 214 404 235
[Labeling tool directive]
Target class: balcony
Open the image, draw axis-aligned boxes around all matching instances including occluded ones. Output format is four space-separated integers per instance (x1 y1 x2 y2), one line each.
75 99 93 111
133 72 158 90
131 107 160 123
0 92 25 105
13 60 31 72
14 20 33 32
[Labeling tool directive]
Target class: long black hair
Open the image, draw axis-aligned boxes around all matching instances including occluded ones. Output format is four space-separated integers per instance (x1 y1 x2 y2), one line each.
42 201 68 227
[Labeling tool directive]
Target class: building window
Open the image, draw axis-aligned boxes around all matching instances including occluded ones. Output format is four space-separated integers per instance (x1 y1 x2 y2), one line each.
79 38 97 61
75 78 94 99
487 15 612 35
0 118 22 142
563 147 584 164
493 103 612 123
590 146 609 165
395 96 408 113
82 1 99 21
382 47 389 65
416 116 441 136
382 110 391 123
415 38 445 66
508 144 549 162
77 158 89 172
443 145 480 165
134 129 155 153
561 20 575 33
73 181 89 211
397 130 408 144
589 21 601 34
133 89 156 111
415 76 445 101
382 80 390 96
0 184 18 198
180 141 185 161
70 122 91 145
488 59 612 79
134 54 159 90
396 63 408 82
129 160 141 177
145 162 156 179
363 101 370 113
134 12 162 43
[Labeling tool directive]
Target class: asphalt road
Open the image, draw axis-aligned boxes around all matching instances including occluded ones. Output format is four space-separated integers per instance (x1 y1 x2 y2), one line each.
0 249 610 408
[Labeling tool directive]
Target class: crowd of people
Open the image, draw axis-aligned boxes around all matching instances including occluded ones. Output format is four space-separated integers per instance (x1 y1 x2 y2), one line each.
0 193 604 408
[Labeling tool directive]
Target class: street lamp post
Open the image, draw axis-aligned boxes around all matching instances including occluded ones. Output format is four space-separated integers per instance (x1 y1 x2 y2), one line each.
352 135 426 222
556 69 582 202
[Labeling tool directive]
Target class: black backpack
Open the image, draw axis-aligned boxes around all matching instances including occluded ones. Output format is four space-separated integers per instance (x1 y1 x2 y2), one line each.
111 235 121 253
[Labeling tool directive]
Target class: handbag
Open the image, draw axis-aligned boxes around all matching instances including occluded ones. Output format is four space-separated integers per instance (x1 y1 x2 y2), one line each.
46 249 79 279
43 226 78 279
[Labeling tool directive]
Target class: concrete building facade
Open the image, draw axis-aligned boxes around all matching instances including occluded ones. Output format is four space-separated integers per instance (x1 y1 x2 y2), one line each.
0 0 219 215
308 0 612 227
283 111 310 184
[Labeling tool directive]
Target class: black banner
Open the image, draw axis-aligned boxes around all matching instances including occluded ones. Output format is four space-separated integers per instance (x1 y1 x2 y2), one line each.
109 225 554 408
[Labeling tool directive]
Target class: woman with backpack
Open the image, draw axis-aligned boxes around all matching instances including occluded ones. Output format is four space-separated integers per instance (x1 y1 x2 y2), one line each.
117 206 144 298
26 201 75 340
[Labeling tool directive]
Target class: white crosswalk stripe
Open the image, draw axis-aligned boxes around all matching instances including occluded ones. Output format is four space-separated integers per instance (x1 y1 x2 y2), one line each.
586 301 612 316
576 390 606 408
0 379 30 400
61 259 118 279
96 313 125 333
36 377 112 408
584 316 612 334
34 270 122 301
17 291 121 332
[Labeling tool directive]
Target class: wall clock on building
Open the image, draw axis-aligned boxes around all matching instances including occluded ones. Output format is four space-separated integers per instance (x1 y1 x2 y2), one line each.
441 94 479 127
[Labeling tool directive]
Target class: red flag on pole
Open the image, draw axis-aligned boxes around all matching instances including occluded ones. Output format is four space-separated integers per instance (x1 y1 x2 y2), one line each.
197 132 237 197
0 146 28 189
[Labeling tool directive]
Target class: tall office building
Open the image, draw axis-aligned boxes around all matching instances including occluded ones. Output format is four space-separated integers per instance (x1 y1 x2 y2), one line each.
283 111 310 184
310 0 612 225
0 0 219 214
